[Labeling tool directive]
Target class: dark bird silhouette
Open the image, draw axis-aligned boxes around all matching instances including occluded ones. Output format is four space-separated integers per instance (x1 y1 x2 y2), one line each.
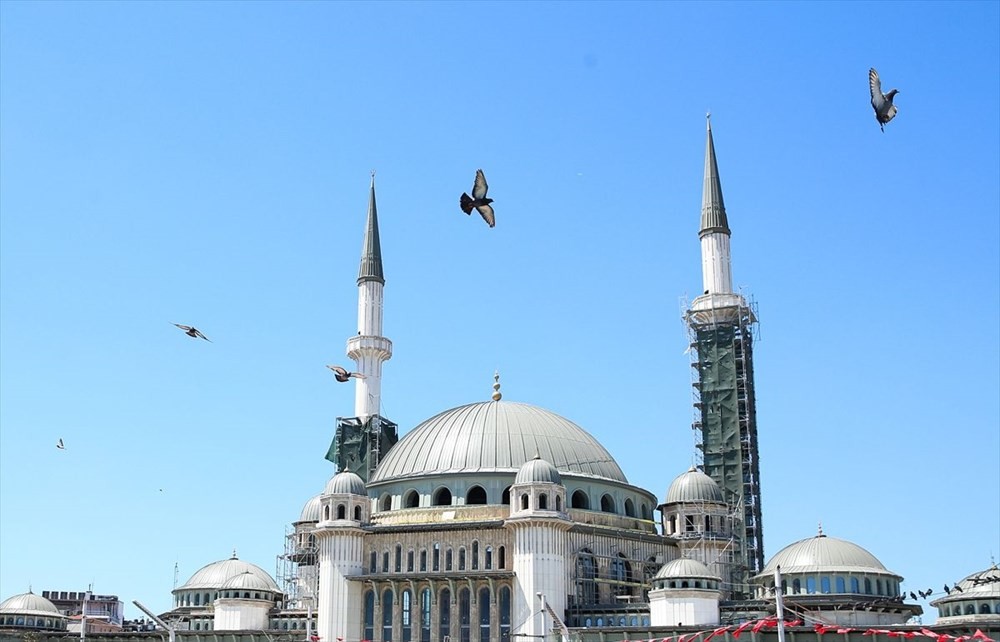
918 590 927 599
909 592 918 601
943 585 951 595
869 68 899 132
56 438 65 450
953 584 963 593
326 365 365 383
459 169 496 228
173 323 211 342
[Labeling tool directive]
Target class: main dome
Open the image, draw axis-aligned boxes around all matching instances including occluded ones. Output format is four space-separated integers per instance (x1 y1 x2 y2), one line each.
370 401 627 484
759 534 894 576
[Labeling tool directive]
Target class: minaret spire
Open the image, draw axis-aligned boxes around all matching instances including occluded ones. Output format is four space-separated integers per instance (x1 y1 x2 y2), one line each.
699 113 734 295
347 172 392 420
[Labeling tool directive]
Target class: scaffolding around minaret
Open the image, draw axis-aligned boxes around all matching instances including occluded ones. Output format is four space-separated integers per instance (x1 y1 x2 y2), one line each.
682 289 763 599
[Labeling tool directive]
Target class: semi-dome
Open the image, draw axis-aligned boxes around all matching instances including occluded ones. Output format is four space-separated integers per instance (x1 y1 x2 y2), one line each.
759 533 895 576
324 470 366 496
654 558 720 581
176 555 281 593
370 400 626 484
665 467 723 504
221 571 278 593
298 494 322 523
514 455 562 485
0 592 62 616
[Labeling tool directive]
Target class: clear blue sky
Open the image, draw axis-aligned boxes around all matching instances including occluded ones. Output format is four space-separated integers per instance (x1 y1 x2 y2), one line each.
1 0 997 623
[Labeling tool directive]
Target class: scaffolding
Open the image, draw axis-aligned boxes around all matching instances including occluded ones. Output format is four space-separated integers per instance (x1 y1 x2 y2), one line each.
324 414 398 483
682 291 764 598
663 494 744 601
276 523 319 611
565 536 666 625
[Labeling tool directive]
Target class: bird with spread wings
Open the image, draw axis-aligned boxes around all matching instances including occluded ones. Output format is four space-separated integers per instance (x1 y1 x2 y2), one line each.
869 67 899 132
459 169 496 228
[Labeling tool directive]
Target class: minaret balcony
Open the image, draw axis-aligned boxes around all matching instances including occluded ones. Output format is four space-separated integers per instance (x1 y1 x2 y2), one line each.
346 335 393 360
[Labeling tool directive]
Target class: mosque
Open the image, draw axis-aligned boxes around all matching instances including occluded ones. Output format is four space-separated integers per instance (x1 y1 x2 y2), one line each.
2 121 998 642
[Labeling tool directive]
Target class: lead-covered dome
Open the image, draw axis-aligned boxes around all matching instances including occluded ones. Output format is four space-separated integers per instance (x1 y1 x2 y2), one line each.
298 494 322 522
760 533 894 576
176 555 281 592
0 592 62 616
221 571 279 593
370 401 626 483
324 470 366 496
654 558 719 581
665 467 724 504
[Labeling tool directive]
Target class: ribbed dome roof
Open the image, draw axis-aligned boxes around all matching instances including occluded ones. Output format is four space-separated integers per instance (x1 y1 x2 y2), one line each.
298 494 322 523
221 571 278 593
664 467 723 504
175 556 281 593
759 534 895 577
370 401 626 484
514 456 562 485
654 558 720 580
324 470 366 496
0 592 62 616
952 565 1000 597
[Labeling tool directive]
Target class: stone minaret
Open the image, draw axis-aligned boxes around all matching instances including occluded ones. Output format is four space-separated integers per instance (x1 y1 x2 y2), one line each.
346 173 392 420
684 116 764 598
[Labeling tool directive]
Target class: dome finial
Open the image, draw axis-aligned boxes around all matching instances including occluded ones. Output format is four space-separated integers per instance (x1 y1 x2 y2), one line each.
231 548 238 559
817 522 824 537
491 370 502 401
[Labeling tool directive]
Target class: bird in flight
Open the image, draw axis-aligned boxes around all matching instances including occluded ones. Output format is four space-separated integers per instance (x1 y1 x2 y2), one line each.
326 365 366 383
459 169 496 228
869 68 899 132
173 323 211 342
56 438 65 450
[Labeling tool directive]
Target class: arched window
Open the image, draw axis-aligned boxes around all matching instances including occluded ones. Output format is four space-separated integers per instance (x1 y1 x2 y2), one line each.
433 487 452 506
446 548 453 571
354 505 362 520
851 577 860 593
836 577 846 593
194 593 201 606
408 549 414 572
556 495 562 511
499 586 511 640
864 578 872 595
459 547 467 570
601 494 615 513
793 578 802 594
498 546 506 569
876 579 883 595
420 550 427 571
478 587 491 642
459 588 471 642
363 591 375 642
981 603 992 614
383 590 394 641
323 505 331 520
485 546 493 569
966 604 976 615
467 485 487 504
383 550 390 573
439 588 451 640
433 543 440 571
611 554 631 596
577 550 597 604
472 541 479 569
668 515 677 534
501 486 511 504
625 498 635 517
821 577 831 593
807 577 816 594
370 551 378 572
520 494 529 510
381 494 392 511
421 589 432 642
337 504 346 519
539 493 548 510
401 590 412 642
395 544 402 572
641 504 650 519
404 490 420 508
571 490 590 509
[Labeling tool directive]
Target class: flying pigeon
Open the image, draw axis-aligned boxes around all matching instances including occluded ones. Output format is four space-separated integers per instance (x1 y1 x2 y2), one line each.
173 323 211 342
459 169 496 228
869 67 899 132
326 365 365 383
56 438 65 450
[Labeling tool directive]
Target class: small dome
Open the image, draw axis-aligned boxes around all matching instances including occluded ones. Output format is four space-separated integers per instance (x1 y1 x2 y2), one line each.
221 571 277 593
759 533 895 577
947 564 1000 598
298 494 322 522
324 470 366 496
0 592 62 616
654 558 720 581
514 455 562 485
665 467 723 504
176 555 281 593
